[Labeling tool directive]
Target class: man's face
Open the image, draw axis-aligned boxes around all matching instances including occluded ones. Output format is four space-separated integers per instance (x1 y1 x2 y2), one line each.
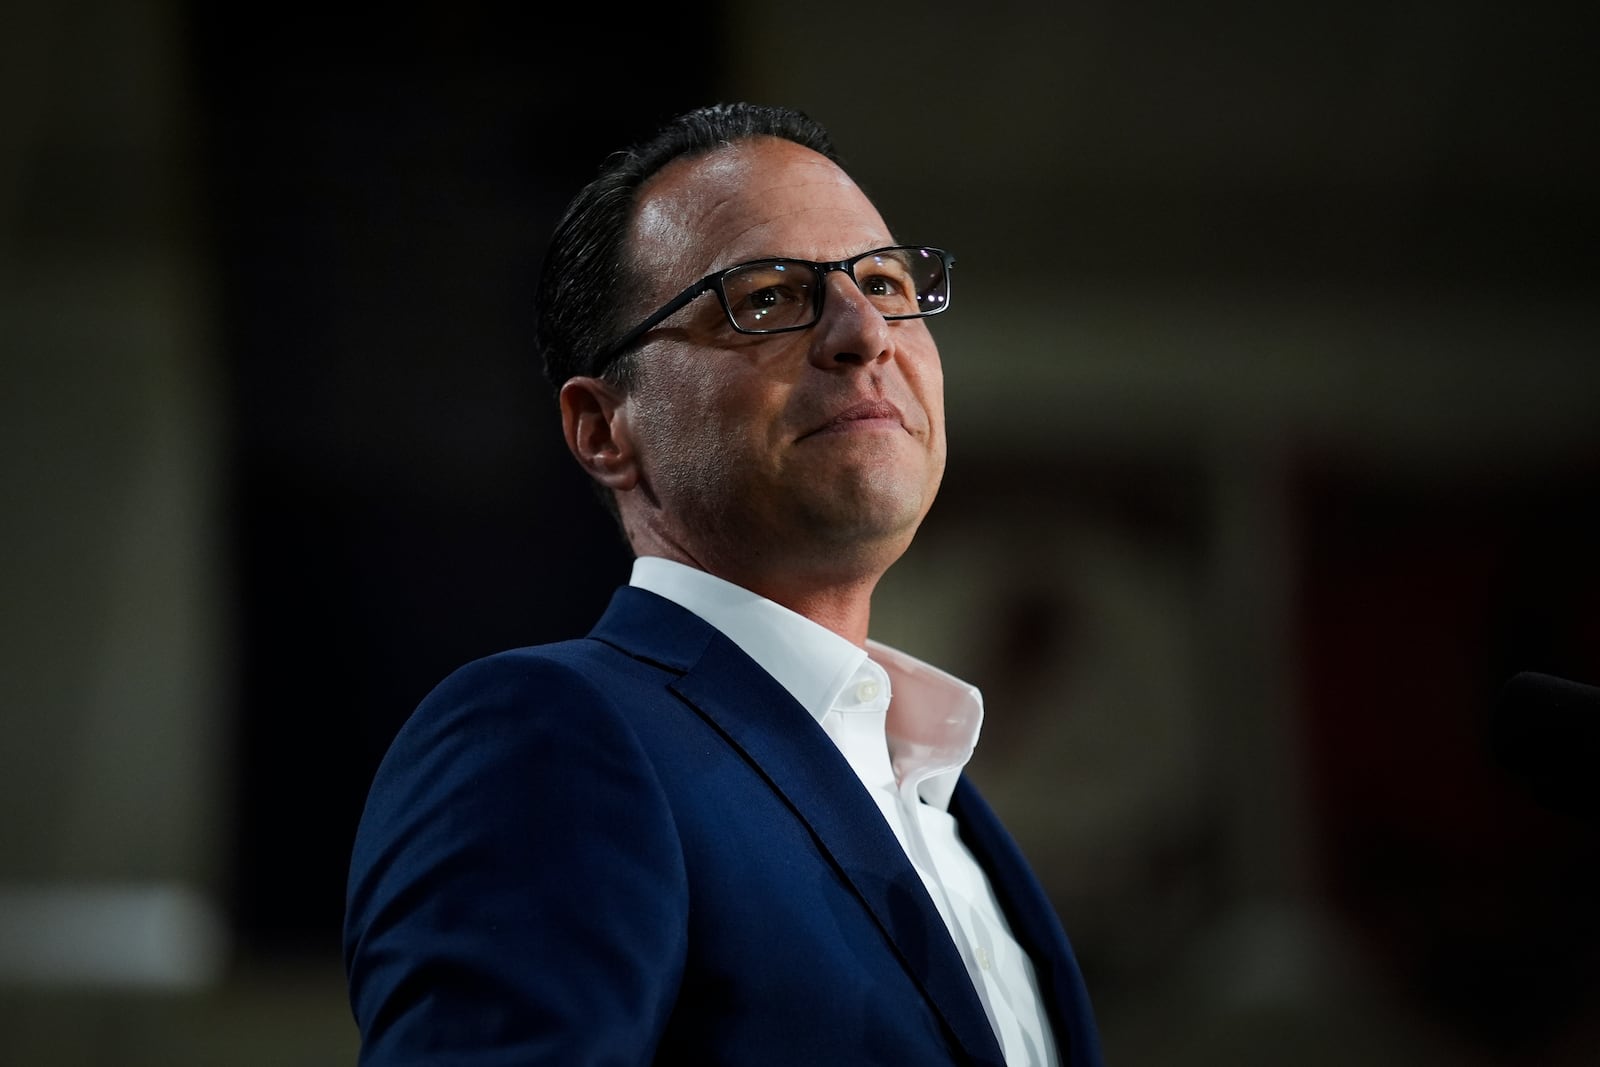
615 137 947 588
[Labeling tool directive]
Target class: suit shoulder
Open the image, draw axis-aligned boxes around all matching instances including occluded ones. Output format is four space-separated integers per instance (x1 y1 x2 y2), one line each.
392 637 656 741
430 636 641 697
355 636 678 841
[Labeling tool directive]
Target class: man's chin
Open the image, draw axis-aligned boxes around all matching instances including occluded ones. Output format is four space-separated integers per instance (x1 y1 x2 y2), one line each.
797 480 932 549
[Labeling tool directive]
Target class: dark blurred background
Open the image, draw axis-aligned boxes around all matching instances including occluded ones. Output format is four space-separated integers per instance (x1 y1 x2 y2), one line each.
2 2 1597 1064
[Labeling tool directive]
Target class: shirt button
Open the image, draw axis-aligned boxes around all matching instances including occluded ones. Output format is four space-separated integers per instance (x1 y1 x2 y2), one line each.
855 680 880 702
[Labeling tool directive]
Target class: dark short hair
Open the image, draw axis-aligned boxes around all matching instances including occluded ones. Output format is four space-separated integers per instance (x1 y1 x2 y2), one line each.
533 102 838 393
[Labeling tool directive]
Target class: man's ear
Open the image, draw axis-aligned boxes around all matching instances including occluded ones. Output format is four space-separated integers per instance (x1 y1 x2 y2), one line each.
559 376 639 491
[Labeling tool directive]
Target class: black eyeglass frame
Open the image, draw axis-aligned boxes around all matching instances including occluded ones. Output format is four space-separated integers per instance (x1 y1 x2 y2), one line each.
588 244 955 376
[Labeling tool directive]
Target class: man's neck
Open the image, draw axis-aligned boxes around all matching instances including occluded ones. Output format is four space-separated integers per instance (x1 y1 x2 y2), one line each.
752 575 878 648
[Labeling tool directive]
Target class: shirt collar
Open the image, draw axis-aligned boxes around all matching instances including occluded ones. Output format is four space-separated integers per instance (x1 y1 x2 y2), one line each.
629 556 983 810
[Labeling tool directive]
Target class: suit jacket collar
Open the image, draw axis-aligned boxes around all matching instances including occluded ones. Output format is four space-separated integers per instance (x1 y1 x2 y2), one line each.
590 585 1008 1065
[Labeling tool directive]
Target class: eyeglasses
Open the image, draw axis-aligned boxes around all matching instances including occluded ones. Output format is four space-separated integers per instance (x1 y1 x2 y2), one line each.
590 244 954 374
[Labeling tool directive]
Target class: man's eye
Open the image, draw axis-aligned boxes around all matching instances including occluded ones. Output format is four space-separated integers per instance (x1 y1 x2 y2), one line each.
734 284 807 317
728 278 813 330
862 269 916 298
747 286 787 309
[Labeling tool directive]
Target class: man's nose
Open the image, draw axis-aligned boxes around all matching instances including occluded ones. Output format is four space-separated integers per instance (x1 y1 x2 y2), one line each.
805 272 892 369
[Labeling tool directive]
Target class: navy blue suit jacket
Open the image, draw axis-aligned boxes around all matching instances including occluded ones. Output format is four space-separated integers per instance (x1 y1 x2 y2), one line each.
345 585 1103 1065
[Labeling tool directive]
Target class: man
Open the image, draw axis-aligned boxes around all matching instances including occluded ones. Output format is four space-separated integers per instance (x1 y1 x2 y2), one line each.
344 102 1104 1066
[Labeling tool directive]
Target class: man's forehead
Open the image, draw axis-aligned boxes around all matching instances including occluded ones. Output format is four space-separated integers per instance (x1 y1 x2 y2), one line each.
630 140 884 276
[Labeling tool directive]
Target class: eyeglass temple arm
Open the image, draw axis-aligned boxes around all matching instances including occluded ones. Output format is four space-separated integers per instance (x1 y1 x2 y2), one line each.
590 279 716 374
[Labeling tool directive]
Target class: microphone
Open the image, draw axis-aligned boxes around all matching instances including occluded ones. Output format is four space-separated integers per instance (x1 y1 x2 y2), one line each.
1490 671 1600 824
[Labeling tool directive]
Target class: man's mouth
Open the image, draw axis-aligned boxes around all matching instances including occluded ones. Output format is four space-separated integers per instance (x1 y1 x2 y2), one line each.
802 399 905 439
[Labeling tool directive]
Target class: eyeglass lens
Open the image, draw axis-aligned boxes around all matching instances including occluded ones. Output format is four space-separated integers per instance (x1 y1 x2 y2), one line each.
721 247 948 334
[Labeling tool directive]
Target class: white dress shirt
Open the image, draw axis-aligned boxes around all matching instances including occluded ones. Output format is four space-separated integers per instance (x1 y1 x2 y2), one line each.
630 556 1059 1066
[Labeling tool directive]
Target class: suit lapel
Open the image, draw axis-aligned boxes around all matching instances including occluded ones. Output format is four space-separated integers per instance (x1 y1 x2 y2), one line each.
951 781 1104 1067
591 587 1006 1066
